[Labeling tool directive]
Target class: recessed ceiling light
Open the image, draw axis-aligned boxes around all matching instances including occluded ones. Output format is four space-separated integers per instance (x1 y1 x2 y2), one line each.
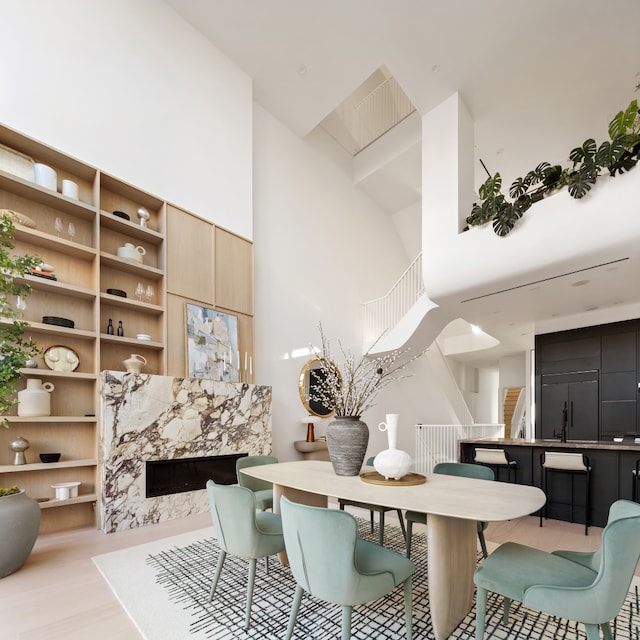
572 280 590 287
431 64 440 74
297 64 307 76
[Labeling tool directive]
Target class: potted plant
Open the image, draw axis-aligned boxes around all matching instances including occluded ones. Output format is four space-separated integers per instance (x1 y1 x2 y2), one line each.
0 211 43 578
0 211 42 425
310 324 420 475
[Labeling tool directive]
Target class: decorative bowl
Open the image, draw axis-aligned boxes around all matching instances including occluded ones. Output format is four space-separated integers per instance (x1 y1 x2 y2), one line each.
112 210 130 221
106 288 127 298
40 453 61 463
42 316 74 328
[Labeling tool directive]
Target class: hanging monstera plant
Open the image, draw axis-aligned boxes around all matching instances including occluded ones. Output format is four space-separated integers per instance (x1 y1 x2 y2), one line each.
467 95 640 236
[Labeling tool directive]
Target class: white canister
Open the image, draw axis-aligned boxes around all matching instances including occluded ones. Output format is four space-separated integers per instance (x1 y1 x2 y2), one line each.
17 379 55 417
61 179 79 199
33 163 57 190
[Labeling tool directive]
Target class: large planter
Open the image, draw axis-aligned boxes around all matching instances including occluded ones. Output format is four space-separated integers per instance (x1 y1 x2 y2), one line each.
325 416 369 476
0 489 40 578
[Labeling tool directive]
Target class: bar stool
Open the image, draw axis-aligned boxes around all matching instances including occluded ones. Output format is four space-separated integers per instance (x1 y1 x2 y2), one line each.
540 451 591 535
632 460 640 502
473 447 517 483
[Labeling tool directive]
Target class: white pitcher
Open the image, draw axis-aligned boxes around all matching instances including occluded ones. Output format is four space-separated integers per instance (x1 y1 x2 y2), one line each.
18 379 55 417
122 353 147 374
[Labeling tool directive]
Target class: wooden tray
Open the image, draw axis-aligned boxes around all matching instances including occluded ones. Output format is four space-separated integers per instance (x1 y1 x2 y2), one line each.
360 471 426 486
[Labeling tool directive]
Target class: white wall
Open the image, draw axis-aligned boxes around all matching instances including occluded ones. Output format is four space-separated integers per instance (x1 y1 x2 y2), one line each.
1 0 252 238
3 0 450 464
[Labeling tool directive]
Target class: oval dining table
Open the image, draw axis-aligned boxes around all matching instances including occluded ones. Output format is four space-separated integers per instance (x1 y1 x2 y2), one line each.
243 459 546 640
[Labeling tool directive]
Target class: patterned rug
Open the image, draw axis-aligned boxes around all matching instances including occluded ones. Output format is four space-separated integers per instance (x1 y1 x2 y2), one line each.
95 518 640 639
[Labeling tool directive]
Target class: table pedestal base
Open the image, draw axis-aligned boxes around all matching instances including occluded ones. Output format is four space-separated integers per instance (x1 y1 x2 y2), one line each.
427 514 476 640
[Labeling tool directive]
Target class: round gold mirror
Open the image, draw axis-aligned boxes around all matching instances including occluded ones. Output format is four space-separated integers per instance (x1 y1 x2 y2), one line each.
298 357 339 418
44 345 80 372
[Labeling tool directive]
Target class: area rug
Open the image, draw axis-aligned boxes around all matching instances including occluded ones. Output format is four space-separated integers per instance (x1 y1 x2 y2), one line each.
93 519 640 639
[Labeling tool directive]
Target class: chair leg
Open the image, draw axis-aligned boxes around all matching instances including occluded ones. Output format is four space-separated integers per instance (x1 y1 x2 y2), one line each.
475 586 487 640
396 509 407 541
405 519 413 558
284 584 304 640
403 577 413 640
502 596 511 625
209 549 226 601
600 621 614 640
369 509 374 533
379 511 385 545
478 529 488 559
341 605 353 640
584 623 602 640
245 558 257 629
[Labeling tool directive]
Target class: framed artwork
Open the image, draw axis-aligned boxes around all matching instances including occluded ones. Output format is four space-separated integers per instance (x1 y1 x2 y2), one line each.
185 304 239 381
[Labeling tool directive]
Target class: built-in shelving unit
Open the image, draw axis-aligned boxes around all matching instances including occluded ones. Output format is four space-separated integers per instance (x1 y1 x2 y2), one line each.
0 123 166 533
0 122 254 535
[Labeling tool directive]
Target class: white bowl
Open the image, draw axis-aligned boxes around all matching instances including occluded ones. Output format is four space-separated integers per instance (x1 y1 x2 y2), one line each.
136 333 152 341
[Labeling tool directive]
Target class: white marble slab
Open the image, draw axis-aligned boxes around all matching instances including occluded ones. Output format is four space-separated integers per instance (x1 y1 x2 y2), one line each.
99 371 272 533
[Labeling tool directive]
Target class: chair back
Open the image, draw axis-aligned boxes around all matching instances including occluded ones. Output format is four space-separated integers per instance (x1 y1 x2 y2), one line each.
474 448 509 465
206 479 264 557
526 499 640 624
590 500 640 620
236 455 278 492
280 496 395 605
434 461 495 481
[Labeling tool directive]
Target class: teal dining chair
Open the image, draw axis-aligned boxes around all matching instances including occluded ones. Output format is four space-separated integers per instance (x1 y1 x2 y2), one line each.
338 456 407 546
474 499 640 640
206 479 285 629
236 454 278 511
404 461 494 558
280 496 415 640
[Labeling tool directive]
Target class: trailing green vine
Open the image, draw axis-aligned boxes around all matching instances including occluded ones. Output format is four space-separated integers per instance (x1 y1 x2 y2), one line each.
467 92 640 237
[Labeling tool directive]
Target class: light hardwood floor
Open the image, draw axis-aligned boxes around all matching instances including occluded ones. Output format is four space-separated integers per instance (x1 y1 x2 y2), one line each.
0 507 605 640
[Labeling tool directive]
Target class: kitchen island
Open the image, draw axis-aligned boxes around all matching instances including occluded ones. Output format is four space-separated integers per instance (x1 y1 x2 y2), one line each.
459 438 640 527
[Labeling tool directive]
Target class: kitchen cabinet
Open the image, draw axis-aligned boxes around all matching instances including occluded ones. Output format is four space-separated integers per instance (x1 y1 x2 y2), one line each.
540 373 599 441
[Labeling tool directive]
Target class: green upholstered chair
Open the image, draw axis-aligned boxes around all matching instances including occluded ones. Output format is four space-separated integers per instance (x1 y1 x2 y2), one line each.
338 456 407 546
280 496 415 640
206 479 285 629
404 462 494 558
474 499 640 640
236 455 278 511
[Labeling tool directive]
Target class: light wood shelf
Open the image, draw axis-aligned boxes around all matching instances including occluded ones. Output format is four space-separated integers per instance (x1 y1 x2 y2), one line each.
6 416 97 424
100 333 163 350
13 227 97 259
39 493 97 509
0 459 97 473
99 292 163 315
99 210 163 245
18 369 98 380
100 252 164 279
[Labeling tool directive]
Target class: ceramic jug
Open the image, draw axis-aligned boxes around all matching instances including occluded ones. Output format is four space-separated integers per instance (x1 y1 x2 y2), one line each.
123 353 147 374
18 379 55 417
116 242 146 263
374 413 412 480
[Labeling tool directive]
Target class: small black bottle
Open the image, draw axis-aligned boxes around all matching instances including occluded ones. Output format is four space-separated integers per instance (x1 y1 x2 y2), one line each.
107 318 114 335
117 320 124 336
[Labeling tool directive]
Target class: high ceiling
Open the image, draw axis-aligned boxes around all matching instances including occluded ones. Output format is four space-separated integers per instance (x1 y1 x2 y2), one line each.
165 0 640 364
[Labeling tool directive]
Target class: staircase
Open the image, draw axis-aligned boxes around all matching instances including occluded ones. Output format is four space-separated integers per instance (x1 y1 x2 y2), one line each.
503 387 525 438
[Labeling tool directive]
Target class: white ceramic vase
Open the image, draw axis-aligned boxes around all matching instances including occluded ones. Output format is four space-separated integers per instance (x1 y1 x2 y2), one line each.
374 413 412 480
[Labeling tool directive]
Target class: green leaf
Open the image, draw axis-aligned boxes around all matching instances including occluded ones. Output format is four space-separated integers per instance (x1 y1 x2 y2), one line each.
567 169 596 198
569 139 597 166
608 99 639 139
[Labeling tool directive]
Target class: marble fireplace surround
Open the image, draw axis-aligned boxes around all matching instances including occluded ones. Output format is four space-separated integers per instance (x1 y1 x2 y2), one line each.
100 371 272 533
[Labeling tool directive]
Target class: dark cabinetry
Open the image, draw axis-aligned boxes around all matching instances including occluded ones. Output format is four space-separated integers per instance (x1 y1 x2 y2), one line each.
536 320 640 440
540 374 598 441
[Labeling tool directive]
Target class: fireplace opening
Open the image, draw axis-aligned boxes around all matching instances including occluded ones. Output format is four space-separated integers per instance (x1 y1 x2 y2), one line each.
146 453 248 498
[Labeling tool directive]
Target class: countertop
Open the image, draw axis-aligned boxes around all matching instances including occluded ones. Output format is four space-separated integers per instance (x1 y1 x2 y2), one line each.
459 437 640 451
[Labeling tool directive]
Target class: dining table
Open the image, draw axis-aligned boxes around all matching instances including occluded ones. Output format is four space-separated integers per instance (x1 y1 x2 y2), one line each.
243 459 546 640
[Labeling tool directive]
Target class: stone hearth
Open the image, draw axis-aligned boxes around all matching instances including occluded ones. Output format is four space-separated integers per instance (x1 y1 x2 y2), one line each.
99 371 272 533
